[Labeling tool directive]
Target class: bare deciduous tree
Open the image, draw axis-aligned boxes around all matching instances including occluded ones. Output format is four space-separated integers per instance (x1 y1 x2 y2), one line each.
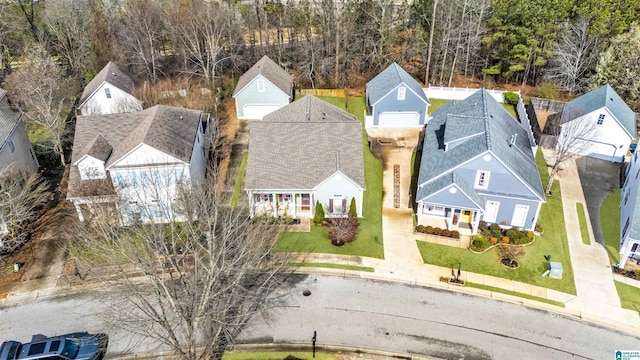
545 17 601 94
70 172 284 360
4 44 71 167
326 214 359 246
545 114 599 195
0 171 51 260
496 244 524 267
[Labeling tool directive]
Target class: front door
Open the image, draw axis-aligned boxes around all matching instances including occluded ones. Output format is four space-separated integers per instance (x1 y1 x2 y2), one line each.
461 210 473 223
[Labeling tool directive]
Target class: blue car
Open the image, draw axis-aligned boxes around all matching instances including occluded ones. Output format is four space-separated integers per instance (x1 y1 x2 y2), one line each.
0 333 108 360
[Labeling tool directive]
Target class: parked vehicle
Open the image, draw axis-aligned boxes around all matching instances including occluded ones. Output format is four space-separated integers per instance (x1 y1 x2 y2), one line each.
0 333 108 360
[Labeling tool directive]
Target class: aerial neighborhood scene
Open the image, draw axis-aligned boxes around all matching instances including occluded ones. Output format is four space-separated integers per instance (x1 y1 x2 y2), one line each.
3 0 640 359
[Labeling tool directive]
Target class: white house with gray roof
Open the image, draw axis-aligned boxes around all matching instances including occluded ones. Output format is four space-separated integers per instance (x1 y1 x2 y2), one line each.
244 95 365 219
365 63 430 128
416 89 545 235
619 149 640 267
67 105 210 225
0 88 38 177
233 55 294 120
558 84 635 162
78 62 142 116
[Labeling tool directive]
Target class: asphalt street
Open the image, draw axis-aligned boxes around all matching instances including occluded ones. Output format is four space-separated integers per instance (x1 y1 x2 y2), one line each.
1 275 639 360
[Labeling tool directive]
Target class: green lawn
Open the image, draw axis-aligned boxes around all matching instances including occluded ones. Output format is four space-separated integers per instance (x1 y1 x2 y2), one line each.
286 262 375 272
465 282 565 308
615 280 640 311
271 96 384 259
576 203 591 245
601 188 621 264
230 151 248 207
224 352 334 360
416 150 576 294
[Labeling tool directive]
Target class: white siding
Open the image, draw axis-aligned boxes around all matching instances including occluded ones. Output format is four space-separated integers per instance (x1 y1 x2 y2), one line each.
315 172 364 217
79 82 142 115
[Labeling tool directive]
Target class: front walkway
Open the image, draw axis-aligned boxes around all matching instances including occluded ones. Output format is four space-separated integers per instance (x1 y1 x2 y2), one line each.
544 151 623 320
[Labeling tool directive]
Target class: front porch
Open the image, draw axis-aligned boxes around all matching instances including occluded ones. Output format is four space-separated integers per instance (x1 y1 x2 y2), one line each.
418 216 476 237
416 204 481 235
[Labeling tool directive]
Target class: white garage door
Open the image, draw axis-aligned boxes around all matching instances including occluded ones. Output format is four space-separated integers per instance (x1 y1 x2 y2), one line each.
243 104 281 120
378 112 420 128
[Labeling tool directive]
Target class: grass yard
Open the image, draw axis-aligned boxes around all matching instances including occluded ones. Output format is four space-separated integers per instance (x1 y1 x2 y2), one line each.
615 280 640 311
416 150 577 294
223 352 334 360
271 96 384 259
286 262 375 272
601 188 621 264
465 282 565 308
230 151 248 207
576 203 591 245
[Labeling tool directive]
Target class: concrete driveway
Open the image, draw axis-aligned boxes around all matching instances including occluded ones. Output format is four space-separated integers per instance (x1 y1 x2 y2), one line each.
575 156 623 246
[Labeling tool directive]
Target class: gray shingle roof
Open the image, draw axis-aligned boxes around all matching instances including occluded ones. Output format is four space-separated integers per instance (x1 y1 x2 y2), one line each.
0 88 20 150
443 114 486 145
78 135 112 163
561 84 635 137
68 105 206 198
244 95 365 190
233 55 293 97
419 172 485 209
79 62 139 105
366 63 428 105
417 89 545 202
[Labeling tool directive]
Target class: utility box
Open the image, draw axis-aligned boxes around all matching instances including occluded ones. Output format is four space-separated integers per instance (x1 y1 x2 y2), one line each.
549 262 563 279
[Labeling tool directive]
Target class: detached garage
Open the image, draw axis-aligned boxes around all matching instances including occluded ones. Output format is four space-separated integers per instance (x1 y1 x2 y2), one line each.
243 104 281 120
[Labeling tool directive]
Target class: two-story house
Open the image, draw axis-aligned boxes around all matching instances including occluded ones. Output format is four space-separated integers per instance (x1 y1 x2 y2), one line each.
67 105 210 225
365 62 430 128
415 89 545 234
0 88 39 176
78 62 142 116
619 149 640 267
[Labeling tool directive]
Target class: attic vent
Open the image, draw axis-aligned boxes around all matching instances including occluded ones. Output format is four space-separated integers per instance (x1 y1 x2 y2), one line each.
509 133 518 147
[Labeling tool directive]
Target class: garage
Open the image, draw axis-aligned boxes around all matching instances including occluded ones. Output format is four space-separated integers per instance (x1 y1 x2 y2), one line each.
242 104 281 120
378 112 420 128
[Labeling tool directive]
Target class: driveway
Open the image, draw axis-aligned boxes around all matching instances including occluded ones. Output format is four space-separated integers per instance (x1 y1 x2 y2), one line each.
575 157 623 246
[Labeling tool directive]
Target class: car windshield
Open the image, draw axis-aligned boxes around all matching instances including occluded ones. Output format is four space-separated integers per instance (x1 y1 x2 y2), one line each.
60 339 80 359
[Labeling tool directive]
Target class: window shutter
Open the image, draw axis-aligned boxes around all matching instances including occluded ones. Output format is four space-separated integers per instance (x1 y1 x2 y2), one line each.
342 199 347 213
328 200 334 213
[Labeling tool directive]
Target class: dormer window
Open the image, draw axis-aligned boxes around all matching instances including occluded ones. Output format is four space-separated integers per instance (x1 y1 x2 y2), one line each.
597 114 604 125
257 79 265 92
77 156 107 180
397 86 406 100
475 170 490 189
105 88 112 99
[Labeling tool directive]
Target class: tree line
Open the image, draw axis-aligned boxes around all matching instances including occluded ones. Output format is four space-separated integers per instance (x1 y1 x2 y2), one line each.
2 0 640 100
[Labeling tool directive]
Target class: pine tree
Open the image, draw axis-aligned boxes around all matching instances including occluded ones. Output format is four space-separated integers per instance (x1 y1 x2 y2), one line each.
313 201 325 225
349 197 358 218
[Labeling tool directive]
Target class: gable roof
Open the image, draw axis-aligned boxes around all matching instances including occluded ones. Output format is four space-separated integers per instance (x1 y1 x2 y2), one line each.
366 62 429 105
68 105 206 199
244 95 364 190
417 89 545 202
79 62 139 105
0 88 21 147
561 84 635 137
233 55 293 98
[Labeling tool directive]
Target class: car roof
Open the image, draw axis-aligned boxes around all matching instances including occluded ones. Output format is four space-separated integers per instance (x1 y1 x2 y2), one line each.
17 336 70 360
0 341 22 360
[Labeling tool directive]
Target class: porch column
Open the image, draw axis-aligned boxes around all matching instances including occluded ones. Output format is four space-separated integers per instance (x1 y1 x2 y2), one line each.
272 193 278 217
471 212 480 235
248 191 254 217
447 208 454 230
74 202 85 222
292 193 296 218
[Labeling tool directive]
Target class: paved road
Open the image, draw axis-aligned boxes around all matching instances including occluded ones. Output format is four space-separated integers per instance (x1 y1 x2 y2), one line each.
1 275 639 360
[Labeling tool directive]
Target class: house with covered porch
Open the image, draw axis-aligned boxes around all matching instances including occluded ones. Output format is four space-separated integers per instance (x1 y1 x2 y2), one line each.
244 95 365 219
415 89 545 235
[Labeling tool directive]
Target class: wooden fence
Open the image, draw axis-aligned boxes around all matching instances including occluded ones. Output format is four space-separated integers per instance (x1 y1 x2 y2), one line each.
298 89 346 98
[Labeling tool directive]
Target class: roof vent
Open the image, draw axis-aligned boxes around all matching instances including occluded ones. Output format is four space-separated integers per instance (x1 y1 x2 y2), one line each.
306 111 310 121
509 133 518 147
610 97 614 101
111 72 116 76
180 115 183 120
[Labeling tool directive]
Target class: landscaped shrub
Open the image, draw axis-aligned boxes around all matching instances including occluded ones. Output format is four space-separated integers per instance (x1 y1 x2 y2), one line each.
313 201 325 225
503 91 520 105
535 223 543 233
488 223 503 238
502 236 510 244
425 226 435 234
416 225 427 233
433 227 442 234
490 237 498 244
526 231 535 241
349 197 358 218
439 229 451 237
326 215 359 246
450 230 460 239
478 221 489 231
470 236 490 252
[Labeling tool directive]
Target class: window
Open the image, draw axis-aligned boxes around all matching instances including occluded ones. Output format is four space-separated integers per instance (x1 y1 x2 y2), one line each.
511 204 529 227
104 88 112 99
597 114 604 125
484 201 500 223
623 217 631 237
257 79 265 92
624 190 630 205
397 86 406 100
7 138 14 153
422 204 445 215
475 171 490 189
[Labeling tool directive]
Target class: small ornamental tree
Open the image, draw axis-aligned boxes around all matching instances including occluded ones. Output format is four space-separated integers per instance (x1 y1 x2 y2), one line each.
503 91 520 105
349 197 358 218
327 215 359 246
313 201 325 225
